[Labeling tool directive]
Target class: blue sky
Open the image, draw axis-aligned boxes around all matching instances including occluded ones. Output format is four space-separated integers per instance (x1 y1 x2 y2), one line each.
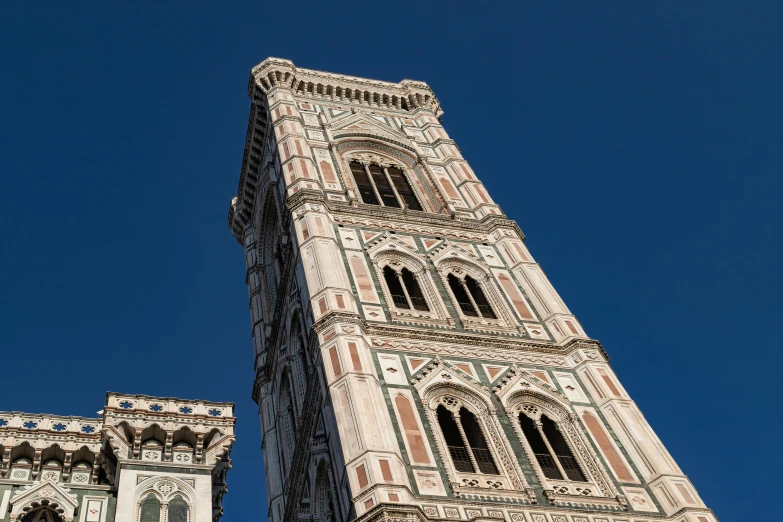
1 2 781 520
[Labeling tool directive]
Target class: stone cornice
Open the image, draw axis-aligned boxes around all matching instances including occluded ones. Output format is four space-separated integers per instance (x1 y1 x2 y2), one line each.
290 196 524 242
0 412 102 438
299 311 608 363
250 57 443 117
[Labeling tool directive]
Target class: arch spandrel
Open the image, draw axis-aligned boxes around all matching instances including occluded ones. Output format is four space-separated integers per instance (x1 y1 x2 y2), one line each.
494 367 573 415
133 475 196 504
412 359 495 414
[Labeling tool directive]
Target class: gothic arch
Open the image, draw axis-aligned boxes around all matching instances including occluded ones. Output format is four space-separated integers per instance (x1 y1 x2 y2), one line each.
435 255 518 330
277 369 297 477
504 390 616 499
9 480 78 522
421 380 495 415
365 237 451 325
133 475 196 504
335 140 444 213
256 189 283 318
287 311 309 409
416 375 530 496
312 460 335 522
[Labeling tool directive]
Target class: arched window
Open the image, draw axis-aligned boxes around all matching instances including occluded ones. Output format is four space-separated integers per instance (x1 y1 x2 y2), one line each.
518 411 586 482
383 266 429 311
139 495 161 522
435 404 499 475
447 274 496 319
278 372 297 475
20 505 63 522
289 316 309 407
313 462 335 522
167 496 189 522
259 193 281 314
348 160 422 210
388 166 422 210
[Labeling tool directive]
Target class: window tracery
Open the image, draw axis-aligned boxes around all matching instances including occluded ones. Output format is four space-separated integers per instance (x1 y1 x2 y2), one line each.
134 477 195 522
435 400 498 475
517 408 585 482
277 371 297 476
20 504 64 522
447 273 496 319
287 314 309 409
138 495 161 522
417 379 531 499
435 259 519 332
366 241 451 326
167 496 188 522
256 190 283 319
312 461 335 522
347 159 422 211
503 391 616 500
382 266 429 312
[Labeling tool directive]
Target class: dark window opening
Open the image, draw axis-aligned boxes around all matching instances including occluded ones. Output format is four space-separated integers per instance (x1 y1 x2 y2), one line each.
369 164 400 208
460 408 499 474
541 415 586 482
401 268 429 311
167 497 188 522
437 404 499 475
448 274 477 316
350 161 379 205
383 266 409 309
437 406 473 473
465 276 496 319
519 413 562 480
139 495 161 522
388 166 422 211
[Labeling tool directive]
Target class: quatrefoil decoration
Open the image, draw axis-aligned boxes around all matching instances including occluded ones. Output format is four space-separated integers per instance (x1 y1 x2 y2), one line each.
81 425 95 433
52 423 67 431
119 401 133 409
179 406 193 414
208 409 221 417
156 482 175 494
23 421 38 429
149 404 163 412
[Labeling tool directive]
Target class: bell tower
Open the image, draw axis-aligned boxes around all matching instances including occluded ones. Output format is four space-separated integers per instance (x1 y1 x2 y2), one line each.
228 58 717 522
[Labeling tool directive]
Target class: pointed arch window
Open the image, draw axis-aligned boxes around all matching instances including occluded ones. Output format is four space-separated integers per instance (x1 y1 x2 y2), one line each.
518 411 586 482
139 495 161 522
260 195 282 313
447 274 496 319
435 403 499 475
20 507 64 522
167 496 189 522
348 160 422 210
278 372 297 476
313 462 335 522
388 166 422 210
382 266 429 311
289 317 309 408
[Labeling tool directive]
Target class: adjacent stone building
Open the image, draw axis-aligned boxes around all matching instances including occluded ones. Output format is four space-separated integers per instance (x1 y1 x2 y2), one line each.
0 393 234 522
228 57 717 522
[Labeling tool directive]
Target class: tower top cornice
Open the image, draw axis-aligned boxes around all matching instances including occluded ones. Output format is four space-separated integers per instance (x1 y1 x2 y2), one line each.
249 57 443 117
